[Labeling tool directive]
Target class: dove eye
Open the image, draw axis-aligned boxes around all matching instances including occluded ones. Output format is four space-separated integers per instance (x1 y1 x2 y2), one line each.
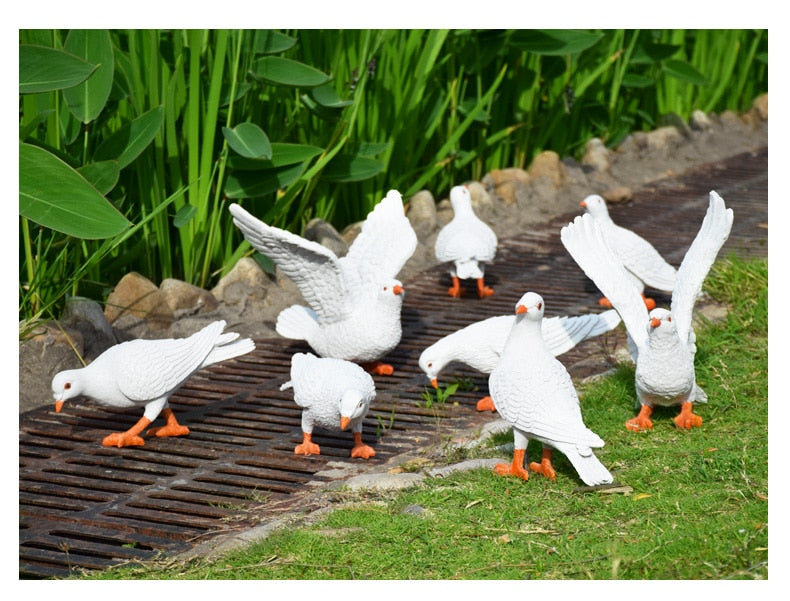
64 382 71 390
537 302 542 310
667 317 672 322
427 362 433 368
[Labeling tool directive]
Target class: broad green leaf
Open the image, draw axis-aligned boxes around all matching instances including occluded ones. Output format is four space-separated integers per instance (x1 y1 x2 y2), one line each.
321 155 384 183
221 81 251 107
19 143 131 239
19 45 96 94
251 56 330 88
222 123 272 159
224 163 305 198
226 143 323 171
62 29 114 124
509 30 604 55
94 106 164 168
253 30 297 54
621 73 654 88
173 204 197 228
663 59 708 86
346 142 389 157
77 160 120 195
310 83 352 109
632 41 681 64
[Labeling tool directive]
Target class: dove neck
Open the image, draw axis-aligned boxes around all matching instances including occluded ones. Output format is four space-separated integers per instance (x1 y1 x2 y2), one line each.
505 315 548 354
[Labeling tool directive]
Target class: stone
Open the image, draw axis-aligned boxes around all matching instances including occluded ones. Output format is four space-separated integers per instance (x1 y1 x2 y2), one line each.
482 168 530 206
645 126 682 151
104 272 173 330
160 278 219 317
467 180 494 212
212 257 269 305
61 296 117 359
304 218 348 257
406 189 438 239
602 186 633 205
340 221 363 246
527 150 567 188
435 198 453 225
752 93 768 120
581 137 611 173
690 109 713 131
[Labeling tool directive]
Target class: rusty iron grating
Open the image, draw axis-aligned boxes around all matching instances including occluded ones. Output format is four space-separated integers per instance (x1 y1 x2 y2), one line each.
19 148 767 579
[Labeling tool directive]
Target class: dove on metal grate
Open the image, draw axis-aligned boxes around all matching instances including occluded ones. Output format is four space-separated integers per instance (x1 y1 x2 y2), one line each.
419 308 621 411
488 292 613 486
579 194 677 309
51 320 255 448
281 352 377 459
562 191 733 431
229 190 417 375
435 184 498 298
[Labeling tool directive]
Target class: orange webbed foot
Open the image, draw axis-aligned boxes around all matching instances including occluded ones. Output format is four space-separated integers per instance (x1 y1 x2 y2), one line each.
598 296 613 308
362 362 394 376
528 448 556 480
295 432 320 456
447 276 463 298
102 431 146 448
476 279 494 299
493 449 529 481
476 396 496 412
351 432 375 459
673 402 703 429
146 409 189 438
626 404 653 432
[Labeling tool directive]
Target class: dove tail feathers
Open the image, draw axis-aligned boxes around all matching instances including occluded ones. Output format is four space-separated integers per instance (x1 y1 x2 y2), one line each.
552 442 613 486
203 335 255 368
276 305 320 341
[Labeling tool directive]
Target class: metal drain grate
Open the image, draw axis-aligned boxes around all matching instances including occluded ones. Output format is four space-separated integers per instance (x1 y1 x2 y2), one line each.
19 148 767 578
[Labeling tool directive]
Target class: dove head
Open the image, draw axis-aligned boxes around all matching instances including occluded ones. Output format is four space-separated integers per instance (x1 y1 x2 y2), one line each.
339 389 371 430
515 291 545 322
418 345 446 389
580 194 610 220
51 369 84 412
378 278 405 304
449 185 473 214
648 307 675 334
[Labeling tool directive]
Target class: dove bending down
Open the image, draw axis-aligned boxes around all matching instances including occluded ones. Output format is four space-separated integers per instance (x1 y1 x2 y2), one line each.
562 191 733 432
281 352 377 459
580 194 677 310
51 320 255 448
230 189 417 375
435 184 498 298
419 309 621 411
489 292 613 486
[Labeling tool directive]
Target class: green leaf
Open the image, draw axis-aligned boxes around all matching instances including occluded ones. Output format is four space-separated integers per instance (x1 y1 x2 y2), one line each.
226 143 323 170
309 83 352 108
224 163 305 198
94 106 164 168
250 56 330 87
19 143 131 239
321 155 384 183
62 29 114 124
253 30 297 54
77 160 120 195
19 45 97 94
222 123 272 159
663 59 708 86
173 204 197 228
632 41 682 64
346 142 389 157
621 73 654 88
510 30 604 55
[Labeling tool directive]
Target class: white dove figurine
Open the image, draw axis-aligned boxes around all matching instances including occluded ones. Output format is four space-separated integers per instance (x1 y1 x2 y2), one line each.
419 308 621 411
562 190 733 431
51 320 255 448
229 189 417 375
435 184 498 298
489 292 613 485
281 352 377 458
580 194 677 309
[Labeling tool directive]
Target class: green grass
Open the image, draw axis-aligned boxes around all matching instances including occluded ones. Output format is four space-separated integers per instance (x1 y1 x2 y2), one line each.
79 255 767 580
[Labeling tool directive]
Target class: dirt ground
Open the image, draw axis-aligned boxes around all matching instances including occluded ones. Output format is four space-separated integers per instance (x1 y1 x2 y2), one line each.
18 98 768 414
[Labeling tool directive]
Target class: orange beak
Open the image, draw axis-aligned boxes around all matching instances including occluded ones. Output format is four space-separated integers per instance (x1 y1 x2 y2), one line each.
580 200 587 207
55 400 64 413
393 285 404 295
650 317 661 328
340 417 350 431
430 378 438 389
516 305 527 315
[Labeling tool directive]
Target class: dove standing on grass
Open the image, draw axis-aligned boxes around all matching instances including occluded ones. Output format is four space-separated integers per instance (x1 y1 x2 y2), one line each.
579 194 677 309
281 352 377 459
229 189 417 375
488 292 613 486
435 184 498 298
562 191 733 432
419 308 621 411
51 320 255 448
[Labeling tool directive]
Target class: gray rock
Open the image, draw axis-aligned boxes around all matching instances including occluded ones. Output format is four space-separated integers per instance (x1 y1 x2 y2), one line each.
406 189 438 239
341 471 425 491
690 109 713 131
104 271 173 331
160 278 219 317
61 296 117 359
212 257 269 306
304 218 348 257
581 137 611 173
427 458 505 477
